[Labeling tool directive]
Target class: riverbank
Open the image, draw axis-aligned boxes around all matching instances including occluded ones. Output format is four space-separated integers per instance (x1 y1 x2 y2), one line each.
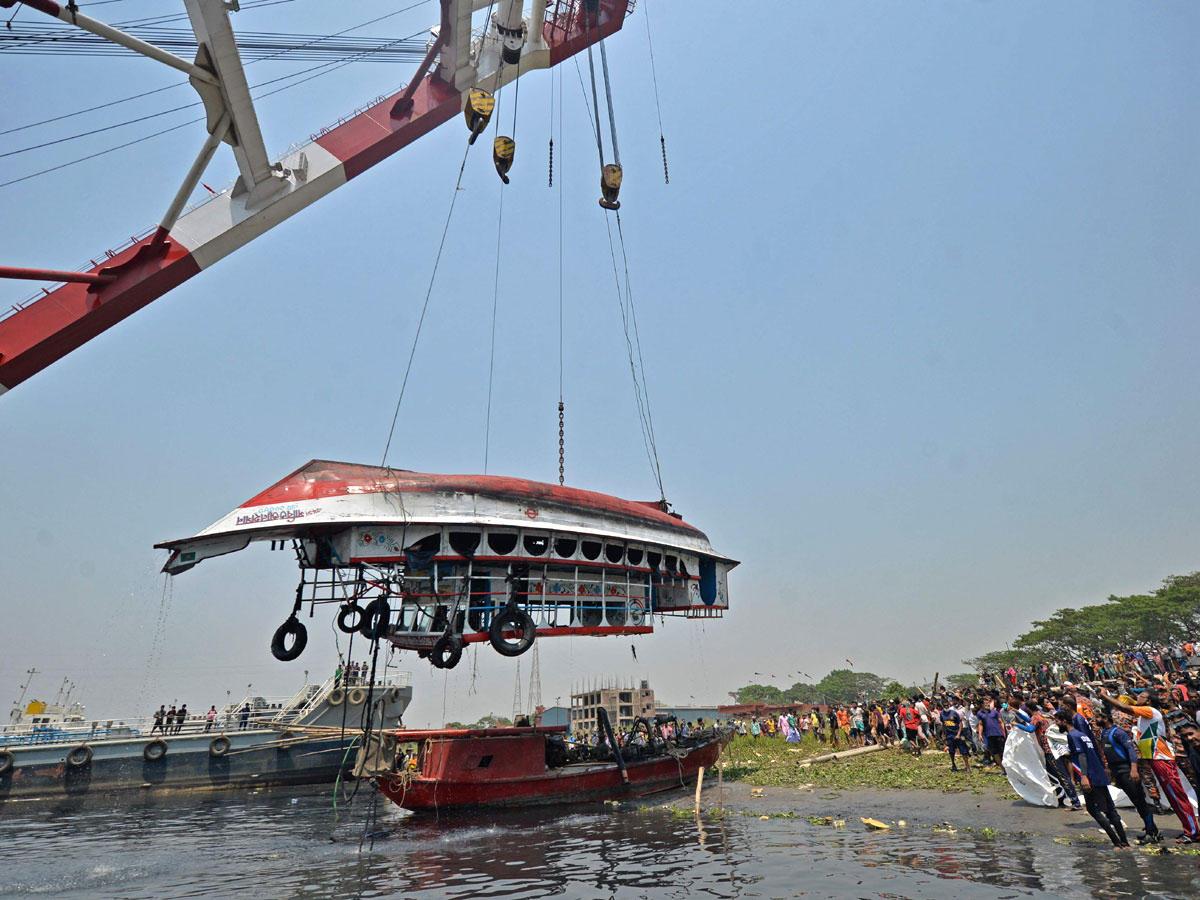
719 733 1020 795
657 735 1200 857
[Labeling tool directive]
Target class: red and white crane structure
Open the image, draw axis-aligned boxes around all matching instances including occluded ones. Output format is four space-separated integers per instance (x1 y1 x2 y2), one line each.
0 0 632 394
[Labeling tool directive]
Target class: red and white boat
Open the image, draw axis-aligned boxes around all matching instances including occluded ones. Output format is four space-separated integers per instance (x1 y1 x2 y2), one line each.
156 460 737 670
373 723 730 811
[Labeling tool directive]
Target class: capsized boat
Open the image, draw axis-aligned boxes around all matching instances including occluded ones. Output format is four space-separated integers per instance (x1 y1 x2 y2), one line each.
366 714 732 811
156 460 738 669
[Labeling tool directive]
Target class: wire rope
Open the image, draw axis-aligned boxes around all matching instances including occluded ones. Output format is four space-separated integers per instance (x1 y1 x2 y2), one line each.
380 142 474 467
0 1 433 136
0 25 427 188
641 0 668 182
483 181 506 475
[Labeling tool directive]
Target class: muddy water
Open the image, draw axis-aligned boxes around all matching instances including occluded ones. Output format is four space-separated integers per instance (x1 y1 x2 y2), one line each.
1 784 1196 899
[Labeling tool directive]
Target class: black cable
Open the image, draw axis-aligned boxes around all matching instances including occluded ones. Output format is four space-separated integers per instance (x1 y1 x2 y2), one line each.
0 26 427 187
0 1 433 135
381 142 474 466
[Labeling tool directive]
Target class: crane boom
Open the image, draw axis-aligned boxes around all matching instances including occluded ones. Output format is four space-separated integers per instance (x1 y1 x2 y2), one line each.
0 0 632 394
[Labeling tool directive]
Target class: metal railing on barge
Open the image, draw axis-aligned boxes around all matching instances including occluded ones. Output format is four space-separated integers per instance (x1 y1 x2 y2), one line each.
1 673 411 748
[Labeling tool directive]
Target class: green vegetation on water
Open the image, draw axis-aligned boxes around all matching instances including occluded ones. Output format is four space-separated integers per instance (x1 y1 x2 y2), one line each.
719 735 1013 795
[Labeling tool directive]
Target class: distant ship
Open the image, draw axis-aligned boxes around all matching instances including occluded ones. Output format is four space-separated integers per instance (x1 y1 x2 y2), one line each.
0 672 411 804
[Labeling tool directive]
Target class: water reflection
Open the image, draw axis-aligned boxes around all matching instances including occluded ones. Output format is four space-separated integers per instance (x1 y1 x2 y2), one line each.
1 788 1198 899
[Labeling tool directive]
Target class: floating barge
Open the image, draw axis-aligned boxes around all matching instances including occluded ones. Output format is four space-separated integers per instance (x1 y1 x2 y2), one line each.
0 674 410 804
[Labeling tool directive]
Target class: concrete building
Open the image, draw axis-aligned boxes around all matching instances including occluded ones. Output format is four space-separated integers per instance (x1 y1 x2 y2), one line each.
570 680 655 735
655 705 730 724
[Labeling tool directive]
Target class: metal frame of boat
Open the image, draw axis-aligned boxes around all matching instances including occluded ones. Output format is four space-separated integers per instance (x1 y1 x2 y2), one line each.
155 461 737 665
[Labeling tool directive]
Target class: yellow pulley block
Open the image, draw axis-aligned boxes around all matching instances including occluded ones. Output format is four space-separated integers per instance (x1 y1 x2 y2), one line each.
464 88 495 145
599 163 623 210
494 136 516 184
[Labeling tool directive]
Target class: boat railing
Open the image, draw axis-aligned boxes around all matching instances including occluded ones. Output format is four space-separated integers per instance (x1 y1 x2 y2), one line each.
0 673 413 747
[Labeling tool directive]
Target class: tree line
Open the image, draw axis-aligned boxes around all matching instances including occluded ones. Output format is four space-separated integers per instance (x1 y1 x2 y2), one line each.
964 572 1200 674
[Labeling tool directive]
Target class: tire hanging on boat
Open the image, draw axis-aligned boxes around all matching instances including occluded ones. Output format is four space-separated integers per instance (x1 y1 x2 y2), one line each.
431 633 463 669
488 605 536 657
336 603 363 634
359 597 391 641
0 750 14 775
327 688 345 706
66 744 93 768
143 739 168 762
271 615 308 662
209 736 231 757
348 688 367 705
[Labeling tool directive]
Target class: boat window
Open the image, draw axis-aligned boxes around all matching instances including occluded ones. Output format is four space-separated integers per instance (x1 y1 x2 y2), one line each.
605 544 624 564
581 540 602 561
665 554 678 574
488 532 518 555
647 551 662 571
553 537 577 558
448 531 480 557
477 754 493 769
626 547 643 566
406 533 441 554
678 558 689 577
523 534 548 556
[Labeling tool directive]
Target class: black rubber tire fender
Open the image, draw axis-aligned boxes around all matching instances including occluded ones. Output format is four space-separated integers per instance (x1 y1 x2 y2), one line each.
209 736 231 758
430 634 463 670
359 597 391 640
271 616 308 662
0 749 14 775
144 739 168 762
66 744 93 768
336 603 363 634
386 686 405 704
488 606 536 658
348 688 367 705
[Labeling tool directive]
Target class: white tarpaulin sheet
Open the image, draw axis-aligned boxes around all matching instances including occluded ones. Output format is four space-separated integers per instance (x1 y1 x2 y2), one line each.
1003 729 1059 807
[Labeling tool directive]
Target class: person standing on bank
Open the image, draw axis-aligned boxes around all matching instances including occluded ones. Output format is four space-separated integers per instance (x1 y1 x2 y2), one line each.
1055 709 1129 849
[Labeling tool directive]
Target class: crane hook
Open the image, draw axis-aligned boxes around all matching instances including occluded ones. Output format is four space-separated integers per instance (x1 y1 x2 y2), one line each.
464 88 495 145
599 164 623 210
494 136 516 184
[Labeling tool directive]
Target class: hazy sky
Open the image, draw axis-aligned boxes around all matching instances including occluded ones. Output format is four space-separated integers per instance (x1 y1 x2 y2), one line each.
2 1 1198 727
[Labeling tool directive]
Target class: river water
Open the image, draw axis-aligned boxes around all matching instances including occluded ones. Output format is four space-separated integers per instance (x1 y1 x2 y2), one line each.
2 786 1197 899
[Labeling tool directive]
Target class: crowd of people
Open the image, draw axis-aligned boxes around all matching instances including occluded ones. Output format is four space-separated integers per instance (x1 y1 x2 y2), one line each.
150 703 229 733
731 640 1200 851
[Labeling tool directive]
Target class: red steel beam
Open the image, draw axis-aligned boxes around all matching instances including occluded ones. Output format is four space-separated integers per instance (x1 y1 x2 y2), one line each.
0 0 632 393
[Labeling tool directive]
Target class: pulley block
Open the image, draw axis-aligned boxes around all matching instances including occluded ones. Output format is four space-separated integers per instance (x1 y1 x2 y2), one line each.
464 88 495 145
599 163 623 210
494 136 516 184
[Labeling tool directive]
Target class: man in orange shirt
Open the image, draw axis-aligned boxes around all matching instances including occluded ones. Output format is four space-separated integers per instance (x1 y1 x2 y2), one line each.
1102 688 1199 843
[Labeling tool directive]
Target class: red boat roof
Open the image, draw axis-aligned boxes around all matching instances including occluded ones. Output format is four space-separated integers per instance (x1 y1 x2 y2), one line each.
241 460 703 535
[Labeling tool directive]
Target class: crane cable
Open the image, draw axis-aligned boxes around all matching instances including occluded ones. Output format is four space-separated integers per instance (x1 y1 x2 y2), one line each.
572 57 666 500
555 65 565 486
641 0 668 183
380 140 474 467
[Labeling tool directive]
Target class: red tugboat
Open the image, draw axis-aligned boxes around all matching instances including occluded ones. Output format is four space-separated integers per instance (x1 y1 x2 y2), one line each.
373 713 730 811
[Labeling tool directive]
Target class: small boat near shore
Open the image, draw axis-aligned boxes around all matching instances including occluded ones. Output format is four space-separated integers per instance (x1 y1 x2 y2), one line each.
0 673 411 804
370 715 731 811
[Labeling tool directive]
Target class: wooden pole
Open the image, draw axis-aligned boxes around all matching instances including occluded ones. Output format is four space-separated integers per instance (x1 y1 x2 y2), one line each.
798 744 883 766
717 761 723 811
694 765 705 815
